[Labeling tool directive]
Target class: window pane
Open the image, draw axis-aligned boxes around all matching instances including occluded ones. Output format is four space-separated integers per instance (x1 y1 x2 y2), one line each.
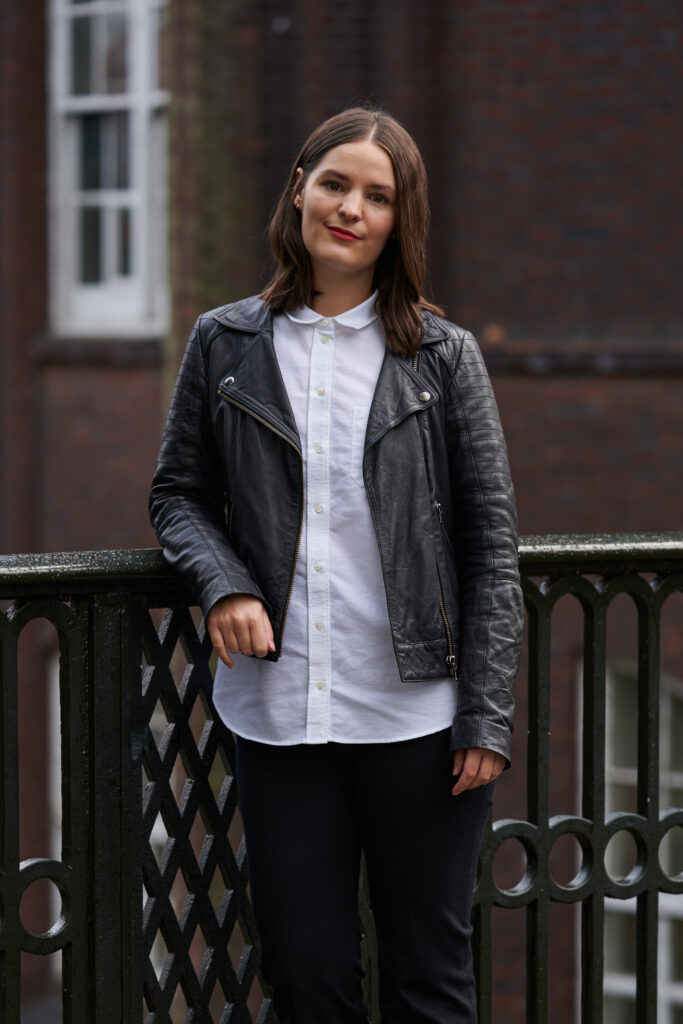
607 783 638 815
608 672 638 769
604 995 635 1024
117 208 132 276
672 918 683 982
80 207 101 282
152 5 170 91
105 14 128 94
71 17 92 94
81 114 129 191
113 111 130 189
672 697 683 772
80 115 101 190
605 911 636 973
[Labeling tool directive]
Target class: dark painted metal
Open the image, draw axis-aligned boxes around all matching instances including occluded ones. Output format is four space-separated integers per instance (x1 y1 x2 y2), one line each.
1 533 682 1022
484 348 683 377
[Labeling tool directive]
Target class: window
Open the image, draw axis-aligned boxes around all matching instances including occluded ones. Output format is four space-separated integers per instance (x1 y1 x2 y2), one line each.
49 0 169 334
603 662 683 1024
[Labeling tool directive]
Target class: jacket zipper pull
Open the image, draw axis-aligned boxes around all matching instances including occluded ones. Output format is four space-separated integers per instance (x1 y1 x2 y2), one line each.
446 654 457 677
434 500 444 524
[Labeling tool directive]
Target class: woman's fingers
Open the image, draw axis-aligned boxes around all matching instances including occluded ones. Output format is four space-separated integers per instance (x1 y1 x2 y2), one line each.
207 594 275 665
261 605 276 653
207 618 235 668
451 748 505 796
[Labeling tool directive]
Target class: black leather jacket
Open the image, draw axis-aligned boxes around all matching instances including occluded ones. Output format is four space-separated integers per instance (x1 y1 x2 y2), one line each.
149 297 524 762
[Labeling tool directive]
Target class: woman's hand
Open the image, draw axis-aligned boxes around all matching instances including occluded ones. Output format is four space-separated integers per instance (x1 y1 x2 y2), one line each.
451 747 506 796
206 594 275 668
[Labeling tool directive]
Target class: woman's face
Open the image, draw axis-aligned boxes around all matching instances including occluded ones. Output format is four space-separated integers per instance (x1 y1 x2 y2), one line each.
295 139 396 290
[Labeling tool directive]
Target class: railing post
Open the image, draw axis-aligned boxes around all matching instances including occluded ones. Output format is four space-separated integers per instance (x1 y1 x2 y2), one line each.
90 593 143 1024
635 594 661 1024
525 588 551 1024
0 610 22 1021
581 596 607 1024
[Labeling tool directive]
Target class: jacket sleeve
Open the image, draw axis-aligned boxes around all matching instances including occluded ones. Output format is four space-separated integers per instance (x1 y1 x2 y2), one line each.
149 316 267 617
446 331 524 765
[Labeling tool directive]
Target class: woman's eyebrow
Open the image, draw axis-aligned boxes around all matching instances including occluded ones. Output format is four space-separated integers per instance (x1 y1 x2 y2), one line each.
323 169 395 193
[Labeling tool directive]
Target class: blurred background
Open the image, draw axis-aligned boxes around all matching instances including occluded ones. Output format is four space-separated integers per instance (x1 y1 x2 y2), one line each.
1 0 681 1021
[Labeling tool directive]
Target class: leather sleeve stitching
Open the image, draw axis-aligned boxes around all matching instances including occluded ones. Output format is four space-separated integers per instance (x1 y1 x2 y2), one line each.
450 352 496 743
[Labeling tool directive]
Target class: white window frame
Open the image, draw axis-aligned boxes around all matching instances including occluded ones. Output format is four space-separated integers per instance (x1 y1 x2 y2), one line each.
48 0 170 336
590 659 683 1024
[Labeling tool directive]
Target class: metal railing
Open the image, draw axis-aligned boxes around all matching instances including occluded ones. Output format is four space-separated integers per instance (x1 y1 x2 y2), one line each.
1 534 682 1023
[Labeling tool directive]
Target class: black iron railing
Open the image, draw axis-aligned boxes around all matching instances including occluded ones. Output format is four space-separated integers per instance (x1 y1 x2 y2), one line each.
1 534 682 1023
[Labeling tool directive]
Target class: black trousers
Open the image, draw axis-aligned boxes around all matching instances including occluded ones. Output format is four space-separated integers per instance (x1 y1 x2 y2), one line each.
234 729 492 1024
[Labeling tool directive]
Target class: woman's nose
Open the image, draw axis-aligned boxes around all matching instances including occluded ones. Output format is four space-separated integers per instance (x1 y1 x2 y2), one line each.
339 191 362 219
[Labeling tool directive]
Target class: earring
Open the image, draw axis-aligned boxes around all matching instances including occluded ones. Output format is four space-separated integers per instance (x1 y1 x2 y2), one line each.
294 196 302 210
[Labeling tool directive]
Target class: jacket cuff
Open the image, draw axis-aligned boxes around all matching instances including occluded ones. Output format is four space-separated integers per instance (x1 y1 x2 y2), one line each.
198 576 268 621
449 716 512 768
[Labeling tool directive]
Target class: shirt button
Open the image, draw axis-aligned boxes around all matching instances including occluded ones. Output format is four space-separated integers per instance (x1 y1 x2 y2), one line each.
316 680 326 691
419 391 431 402
314 444 323 454
314 562 323 572
320 319 329 327
314 503 323 514
314 621 324 631
320 335 331 344
317 386 325 396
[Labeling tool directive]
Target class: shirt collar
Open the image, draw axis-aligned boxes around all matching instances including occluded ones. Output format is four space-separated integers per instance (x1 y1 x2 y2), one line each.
286 291 378 331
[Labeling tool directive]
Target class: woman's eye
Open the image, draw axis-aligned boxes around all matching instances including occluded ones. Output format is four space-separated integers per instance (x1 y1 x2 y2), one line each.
370 193 388 204
324 181 342 192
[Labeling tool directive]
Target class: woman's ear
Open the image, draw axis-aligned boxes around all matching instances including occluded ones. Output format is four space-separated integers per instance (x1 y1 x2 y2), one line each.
293 167 304 209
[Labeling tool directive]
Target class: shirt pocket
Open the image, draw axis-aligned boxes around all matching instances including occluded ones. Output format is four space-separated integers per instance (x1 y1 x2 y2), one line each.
350 405 369 488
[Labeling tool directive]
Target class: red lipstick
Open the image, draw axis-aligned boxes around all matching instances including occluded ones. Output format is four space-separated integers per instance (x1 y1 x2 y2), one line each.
327 225 360 241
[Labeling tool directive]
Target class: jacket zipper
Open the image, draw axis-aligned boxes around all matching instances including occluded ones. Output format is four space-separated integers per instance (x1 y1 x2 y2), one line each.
434 500 456 558
437 578 457 677
412 357 455 678
434 501 457 677
227 494 234 537
217 382 304 652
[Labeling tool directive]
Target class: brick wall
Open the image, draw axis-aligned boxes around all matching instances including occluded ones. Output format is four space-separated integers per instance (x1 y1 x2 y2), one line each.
37 359 161 552
0 0 47 555
445 0 683 342
494 374 683 535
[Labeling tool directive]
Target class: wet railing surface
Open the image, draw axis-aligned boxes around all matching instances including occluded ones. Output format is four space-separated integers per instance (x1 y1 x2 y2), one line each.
1 533 682 1023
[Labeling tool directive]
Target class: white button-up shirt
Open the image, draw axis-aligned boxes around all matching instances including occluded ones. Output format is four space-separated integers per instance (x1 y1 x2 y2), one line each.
213 292 457 744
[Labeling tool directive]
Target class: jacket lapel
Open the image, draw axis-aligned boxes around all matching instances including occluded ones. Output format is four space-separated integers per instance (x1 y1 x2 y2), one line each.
365 349 440 449
216 323 302 451
212 298 446 453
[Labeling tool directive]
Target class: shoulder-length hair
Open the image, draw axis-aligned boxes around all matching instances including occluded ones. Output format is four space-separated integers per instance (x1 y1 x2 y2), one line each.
259 107 443 358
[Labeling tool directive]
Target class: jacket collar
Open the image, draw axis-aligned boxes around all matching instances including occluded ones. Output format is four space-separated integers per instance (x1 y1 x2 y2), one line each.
210 295 450 345
210 295 271 334
212 296 444 450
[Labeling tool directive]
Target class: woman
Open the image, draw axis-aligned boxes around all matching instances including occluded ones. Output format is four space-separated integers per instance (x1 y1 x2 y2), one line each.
150 107 523 1023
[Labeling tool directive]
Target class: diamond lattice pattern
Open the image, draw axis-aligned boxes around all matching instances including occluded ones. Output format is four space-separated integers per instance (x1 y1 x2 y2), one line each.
139 607 276 1023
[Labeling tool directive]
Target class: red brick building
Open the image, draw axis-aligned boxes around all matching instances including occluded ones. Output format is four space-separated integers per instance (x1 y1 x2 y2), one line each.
2 1 681 1019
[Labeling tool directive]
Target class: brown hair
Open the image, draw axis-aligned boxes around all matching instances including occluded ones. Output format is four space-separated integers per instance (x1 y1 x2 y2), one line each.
259 107 443 357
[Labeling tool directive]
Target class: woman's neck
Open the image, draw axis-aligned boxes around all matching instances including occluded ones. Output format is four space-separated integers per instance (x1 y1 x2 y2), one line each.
309 272 374 318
